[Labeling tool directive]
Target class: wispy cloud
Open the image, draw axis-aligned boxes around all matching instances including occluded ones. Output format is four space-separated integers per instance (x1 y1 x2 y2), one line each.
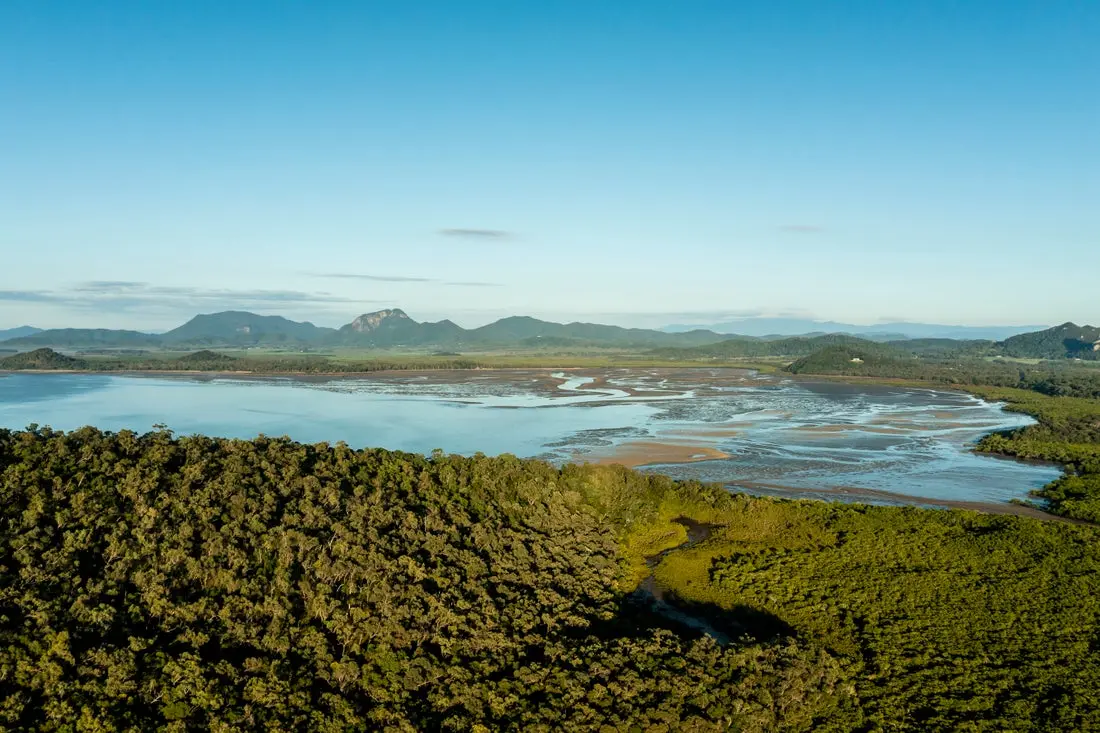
72 280 148 292
0 283 380 314
306 272 502 288
779 224 824 233
0 290 59 303
311 273 433 283
438 228 512 239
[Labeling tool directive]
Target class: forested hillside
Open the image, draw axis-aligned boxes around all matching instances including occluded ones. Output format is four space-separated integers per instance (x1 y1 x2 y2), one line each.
0 348 90 370
1001 322 1100 359
649 334 890 360
160 312 337 346
2 329 162 349
787 346 1100 398
2 429 1099 730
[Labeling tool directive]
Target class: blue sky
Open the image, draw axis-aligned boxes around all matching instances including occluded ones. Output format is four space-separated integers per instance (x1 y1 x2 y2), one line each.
2 1 1097 330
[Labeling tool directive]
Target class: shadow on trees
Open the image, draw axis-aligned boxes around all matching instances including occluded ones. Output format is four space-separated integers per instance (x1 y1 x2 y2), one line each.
573 589 796 647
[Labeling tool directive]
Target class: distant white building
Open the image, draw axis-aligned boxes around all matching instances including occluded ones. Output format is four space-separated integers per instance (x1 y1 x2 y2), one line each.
850 357 864 363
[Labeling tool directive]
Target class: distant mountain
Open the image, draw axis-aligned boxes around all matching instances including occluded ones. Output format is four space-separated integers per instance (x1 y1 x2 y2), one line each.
651 333 887 359
162 311 336 346
1000 323 1100 360
663 318 1046 341
468 316 727 348
655 326 1100 363
334 310 730 348
2 329 162 348
0 347 89 370
0 326 42 342
337 309 467 347
5 310 1093 361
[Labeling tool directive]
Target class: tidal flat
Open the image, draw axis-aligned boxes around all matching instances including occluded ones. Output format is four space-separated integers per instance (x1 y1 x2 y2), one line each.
0 367 1062 510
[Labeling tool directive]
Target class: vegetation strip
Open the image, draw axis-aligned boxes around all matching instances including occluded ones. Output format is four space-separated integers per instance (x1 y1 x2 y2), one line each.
2 428 1098 730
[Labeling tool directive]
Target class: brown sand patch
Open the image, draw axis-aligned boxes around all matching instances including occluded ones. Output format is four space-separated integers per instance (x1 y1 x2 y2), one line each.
577 441 731 468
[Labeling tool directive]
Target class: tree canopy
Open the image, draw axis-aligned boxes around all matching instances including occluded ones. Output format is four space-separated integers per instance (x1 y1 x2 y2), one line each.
2 427 1099 731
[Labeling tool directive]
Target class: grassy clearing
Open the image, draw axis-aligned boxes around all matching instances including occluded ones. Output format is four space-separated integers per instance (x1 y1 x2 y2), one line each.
639 493 1100 731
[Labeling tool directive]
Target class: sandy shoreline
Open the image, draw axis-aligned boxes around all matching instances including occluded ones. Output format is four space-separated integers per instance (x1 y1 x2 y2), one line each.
4 366 1068 520
728 480 1082 523
575 440 731 468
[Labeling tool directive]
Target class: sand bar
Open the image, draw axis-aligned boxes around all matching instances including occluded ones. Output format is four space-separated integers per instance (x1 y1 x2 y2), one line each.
576 440 731 468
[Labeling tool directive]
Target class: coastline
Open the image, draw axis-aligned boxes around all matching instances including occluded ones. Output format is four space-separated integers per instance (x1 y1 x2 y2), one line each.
725 479 1084 523
2 365 1073 520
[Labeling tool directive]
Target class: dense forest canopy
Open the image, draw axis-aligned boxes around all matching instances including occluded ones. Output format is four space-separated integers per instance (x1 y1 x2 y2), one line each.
2 428 1100 730
1 429 853 731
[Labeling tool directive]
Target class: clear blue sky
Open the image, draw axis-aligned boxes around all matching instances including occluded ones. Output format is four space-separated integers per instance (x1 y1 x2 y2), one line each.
2 1 1097 330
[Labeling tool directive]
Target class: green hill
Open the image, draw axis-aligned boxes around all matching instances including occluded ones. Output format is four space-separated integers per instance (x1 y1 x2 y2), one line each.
0 326 41 342
1000 322 1100 360
469 316 727 347
786 345 916 374
0 347 89 370
651 333 892 359
162 311 335 346
2 328 162 348
886 338 996 358
175 349 238 365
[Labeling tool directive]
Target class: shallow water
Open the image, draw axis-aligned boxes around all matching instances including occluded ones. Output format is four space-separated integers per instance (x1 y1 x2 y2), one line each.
0 370 1061 507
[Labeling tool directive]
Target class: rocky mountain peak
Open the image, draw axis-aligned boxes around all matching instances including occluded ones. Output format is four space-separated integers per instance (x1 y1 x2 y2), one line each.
347 309 412 333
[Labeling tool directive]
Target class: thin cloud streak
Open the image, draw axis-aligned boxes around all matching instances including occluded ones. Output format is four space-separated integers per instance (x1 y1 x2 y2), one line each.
0 284 382 314
438 228 512 239
307 272 502 287
73 280 148 292
0 290 59 303
311 273 433 283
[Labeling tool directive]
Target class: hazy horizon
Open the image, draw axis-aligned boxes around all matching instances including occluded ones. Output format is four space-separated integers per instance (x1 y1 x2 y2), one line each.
3 2 1097 329
0 304 1054 335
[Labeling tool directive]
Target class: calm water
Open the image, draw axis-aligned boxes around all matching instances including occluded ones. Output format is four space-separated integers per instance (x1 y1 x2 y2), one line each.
0 370 1061 507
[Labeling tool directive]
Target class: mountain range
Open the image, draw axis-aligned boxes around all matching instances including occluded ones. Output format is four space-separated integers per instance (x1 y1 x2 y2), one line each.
1 310 1096 361
661 317 1045 341
0 309 729 350
652 323 1100 362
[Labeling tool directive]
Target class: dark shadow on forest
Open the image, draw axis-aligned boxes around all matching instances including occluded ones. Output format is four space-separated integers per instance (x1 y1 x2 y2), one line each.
570 591 796 648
